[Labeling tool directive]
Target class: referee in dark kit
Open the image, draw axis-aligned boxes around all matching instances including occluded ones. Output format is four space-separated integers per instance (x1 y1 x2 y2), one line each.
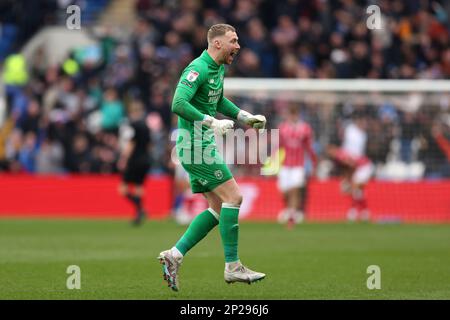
118 100 152 226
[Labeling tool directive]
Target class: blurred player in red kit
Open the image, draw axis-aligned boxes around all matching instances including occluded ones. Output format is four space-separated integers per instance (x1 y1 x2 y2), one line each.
327 112 374 222
276 105 317 227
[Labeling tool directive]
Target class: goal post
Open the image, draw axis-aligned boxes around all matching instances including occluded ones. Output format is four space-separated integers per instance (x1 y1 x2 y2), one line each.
225 78 450 92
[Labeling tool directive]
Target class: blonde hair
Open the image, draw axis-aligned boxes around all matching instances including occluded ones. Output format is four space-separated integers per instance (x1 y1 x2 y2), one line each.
207 24 236 44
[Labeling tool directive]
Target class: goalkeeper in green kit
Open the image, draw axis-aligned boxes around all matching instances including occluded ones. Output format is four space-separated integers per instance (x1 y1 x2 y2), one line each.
158 24 266 291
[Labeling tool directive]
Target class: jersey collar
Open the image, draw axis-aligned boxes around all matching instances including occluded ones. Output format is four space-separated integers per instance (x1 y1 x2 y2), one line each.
201 50 220 69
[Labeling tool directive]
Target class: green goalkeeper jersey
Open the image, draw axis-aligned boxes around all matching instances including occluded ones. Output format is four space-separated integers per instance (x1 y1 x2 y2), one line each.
172 50 241 150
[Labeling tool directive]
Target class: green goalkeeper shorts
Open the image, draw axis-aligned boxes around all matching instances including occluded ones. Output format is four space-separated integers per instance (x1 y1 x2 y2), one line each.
177 145 233 194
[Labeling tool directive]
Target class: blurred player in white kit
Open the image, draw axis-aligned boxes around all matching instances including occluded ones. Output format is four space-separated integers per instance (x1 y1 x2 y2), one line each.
327 112 374 222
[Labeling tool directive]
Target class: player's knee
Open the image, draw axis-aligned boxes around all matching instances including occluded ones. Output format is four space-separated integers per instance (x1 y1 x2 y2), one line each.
211 203 222 215
236 193 243 205
118 184 128 196
134 186 144 196
209 199 222 214
225 193 243 207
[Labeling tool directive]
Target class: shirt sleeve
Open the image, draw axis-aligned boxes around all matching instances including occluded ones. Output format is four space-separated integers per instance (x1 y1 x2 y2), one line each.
171 63 208 122
434 133 450 161
129 122 138 143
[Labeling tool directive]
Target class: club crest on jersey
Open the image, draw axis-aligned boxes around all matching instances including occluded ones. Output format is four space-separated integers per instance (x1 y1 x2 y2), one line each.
214 170 224 180
187 70 199 82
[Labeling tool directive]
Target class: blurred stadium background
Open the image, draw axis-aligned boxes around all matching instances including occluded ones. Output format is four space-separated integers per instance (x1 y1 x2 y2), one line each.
0 0 449 222
1 0 450 300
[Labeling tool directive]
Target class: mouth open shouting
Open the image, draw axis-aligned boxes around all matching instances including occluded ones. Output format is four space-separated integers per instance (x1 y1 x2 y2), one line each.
226 50 239 64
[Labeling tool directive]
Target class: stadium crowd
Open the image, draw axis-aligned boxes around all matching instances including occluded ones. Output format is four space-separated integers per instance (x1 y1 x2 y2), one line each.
0 0 449 178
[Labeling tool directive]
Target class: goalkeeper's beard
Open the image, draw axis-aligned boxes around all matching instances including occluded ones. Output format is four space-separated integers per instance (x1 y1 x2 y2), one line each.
224 50 238 65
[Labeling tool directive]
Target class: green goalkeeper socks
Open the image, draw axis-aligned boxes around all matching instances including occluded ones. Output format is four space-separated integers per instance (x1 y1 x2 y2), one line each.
175 208 219 256
174 204 240 262
219 203 240 263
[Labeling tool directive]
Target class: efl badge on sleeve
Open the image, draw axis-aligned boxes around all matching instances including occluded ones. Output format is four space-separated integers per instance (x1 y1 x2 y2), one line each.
187 70 199 82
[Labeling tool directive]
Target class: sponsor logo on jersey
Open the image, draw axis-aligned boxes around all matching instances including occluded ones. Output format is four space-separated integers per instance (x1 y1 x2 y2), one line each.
187 70 199 82
198 178 208 186
181 80 192 88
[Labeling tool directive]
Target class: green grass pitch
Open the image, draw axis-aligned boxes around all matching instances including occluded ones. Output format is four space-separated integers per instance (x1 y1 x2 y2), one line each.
1 219 450 299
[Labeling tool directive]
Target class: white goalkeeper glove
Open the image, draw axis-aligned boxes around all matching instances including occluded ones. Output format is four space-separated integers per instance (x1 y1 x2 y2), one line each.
237 110 266 130
202 115 234 135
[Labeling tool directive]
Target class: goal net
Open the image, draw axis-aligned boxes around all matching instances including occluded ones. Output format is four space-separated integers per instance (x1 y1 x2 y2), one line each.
223 78 450 223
